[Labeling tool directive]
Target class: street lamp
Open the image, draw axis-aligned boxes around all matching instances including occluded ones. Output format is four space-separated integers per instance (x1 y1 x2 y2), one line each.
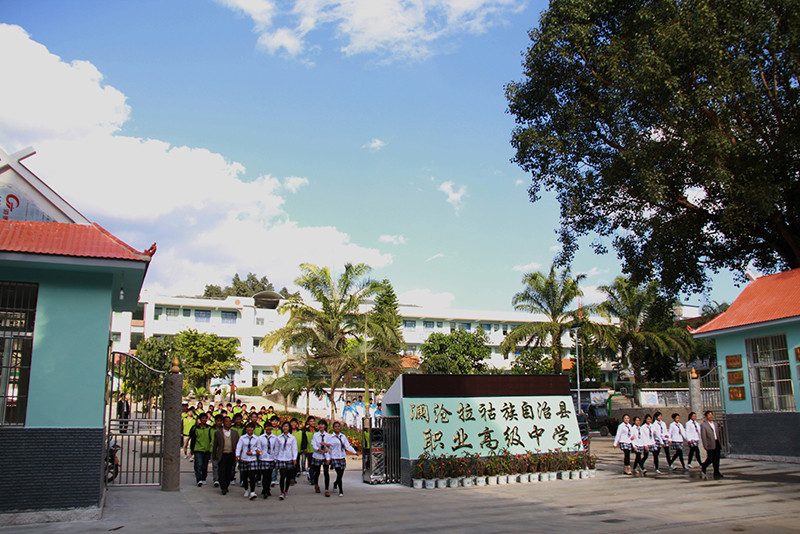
571 321 585 415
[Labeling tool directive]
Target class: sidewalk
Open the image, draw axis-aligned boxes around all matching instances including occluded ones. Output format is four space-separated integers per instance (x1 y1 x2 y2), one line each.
3 437 799 533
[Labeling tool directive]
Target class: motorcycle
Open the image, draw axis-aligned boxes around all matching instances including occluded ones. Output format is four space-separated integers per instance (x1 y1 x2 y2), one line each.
105 437 120 483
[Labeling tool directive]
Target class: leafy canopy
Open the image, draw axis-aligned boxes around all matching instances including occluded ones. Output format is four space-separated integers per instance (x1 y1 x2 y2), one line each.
506 0 800 294
203 272 297 299
419 328 491 374
174 329 243 389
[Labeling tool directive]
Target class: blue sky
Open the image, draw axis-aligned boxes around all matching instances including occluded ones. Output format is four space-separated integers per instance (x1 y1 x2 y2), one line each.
0 0 742 311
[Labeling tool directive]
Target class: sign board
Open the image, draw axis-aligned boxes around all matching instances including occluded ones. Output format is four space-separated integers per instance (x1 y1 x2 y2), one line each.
401 395 582 458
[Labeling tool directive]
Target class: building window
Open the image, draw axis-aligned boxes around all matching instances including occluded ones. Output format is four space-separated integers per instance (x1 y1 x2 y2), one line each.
256 317 264 326
423 321 435 330
406 345 417 354
461 322 471 331
403 320 416 329
182 309 191 317
746 334 795 412
436 321 443 328
480 323 491 332
166 308 179 319
111 332 121 343
0 281 38 426
195 310 211 323
253 337 262 348
221 311 238 324
154 307 163 319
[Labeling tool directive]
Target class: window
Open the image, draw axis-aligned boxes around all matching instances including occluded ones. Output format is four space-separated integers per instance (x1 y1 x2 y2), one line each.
154 307 163 319
403 320 416 329
166 308 179 319
182 309 191 317
0 281 37 426
253 337 262 348
461 322 471 331
436 321 443 328
195 310 211 323
256 318 264 326
406 345 417 354
746 334 795 412
111 332 121 342
480 323 491 332
423 321 435 330
221 311 237 324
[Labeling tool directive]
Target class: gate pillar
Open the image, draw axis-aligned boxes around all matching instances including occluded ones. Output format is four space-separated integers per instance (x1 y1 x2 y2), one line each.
161 358 182 492
689 367 703 415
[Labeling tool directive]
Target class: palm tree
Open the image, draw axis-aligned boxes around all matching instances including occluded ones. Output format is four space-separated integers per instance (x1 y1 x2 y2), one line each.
597 277 692 383
262 357 328 415
500 263 585 373
262 263 377 422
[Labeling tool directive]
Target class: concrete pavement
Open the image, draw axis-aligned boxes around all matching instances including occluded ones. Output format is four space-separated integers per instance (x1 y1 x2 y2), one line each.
3 437 799 533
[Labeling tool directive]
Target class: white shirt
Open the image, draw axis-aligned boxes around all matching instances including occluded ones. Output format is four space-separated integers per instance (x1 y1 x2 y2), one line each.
644 423 656 446
236 433 260 462
632 425 649 448
256 433 277 461
613 422 633 447
654 420 669 444
311 431 331 461
669 421 686 443
274 433 298 462
328 431 357 459
686 420 701 441
709 421 717 440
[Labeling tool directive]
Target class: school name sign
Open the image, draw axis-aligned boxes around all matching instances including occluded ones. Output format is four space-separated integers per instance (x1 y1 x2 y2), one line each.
401 395 582 458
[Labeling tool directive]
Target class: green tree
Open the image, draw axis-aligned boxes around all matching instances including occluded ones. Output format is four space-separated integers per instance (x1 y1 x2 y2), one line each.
203 272 298 299
174 329 243 390
263 263 378 421
499 263 585 373
598 277 692 384
506 0 800 294
135 336 175 373
508 347 553 375
419 328 491 374
262 357 328 415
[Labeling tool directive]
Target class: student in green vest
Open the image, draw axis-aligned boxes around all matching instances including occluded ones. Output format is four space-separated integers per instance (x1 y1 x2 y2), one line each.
189 412 214 486
301 417 316 482
248 412 265 436
182 407 196 460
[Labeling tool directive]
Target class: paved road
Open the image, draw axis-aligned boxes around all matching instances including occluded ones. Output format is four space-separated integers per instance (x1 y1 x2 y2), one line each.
4 437 799 533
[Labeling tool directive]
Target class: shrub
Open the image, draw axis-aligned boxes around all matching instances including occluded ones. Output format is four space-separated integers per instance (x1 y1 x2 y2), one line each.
236 386 263 397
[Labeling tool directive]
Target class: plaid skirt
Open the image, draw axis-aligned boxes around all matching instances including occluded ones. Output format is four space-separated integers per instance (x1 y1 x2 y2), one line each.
619 442 633 450
688 440 700 447
670 442 684 451
310 456 326 467
275 460 295 470
329 458 346 470
649 444 661 452
239 460 259 472
257 459 274 470
634 445 647 453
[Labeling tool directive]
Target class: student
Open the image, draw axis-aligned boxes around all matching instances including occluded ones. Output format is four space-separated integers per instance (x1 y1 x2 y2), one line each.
311 419 332 496
213 416 239 495
613 413 634 475
328 421 357 497
248 412 265 436
232 413 246 486
236 423 261 500
631 416 650 476
342 400 357 428
299 417 316 480
274 422 298 500
668 413 687 470
210 414 224 487
256 422 277 499
182 407 196 460
652 411 671 472
643 414 659 473
373 402 382 418
293 418 311 476
685 411 703 468
189 412 214 486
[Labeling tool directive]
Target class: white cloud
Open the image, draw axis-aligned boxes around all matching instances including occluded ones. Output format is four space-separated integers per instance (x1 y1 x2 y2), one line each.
216 0 526 62
580 285 607 305
549 244 562 252
379 234 406 245
361 138 386 151
0 24 391 296
580 266 607 278
438 180 467 210
283 176 309 192
425 252 445 263
514 179 524 186
512 261 541 272
398 288 455 308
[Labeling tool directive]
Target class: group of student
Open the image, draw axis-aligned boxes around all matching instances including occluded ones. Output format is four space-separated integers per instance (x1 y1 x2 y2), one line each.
337 395 381 430
182 400 358 500
613 410 723 479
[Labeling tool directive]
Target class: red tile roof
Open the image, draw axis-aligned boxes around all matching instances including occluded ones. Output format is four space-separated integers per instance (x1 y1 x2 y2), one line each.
690 269 800 336
0 220 155 262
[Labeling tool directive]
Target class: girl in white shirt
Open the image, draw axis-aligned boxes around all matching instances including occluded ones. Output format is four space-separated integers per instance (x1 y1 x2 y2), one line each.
329 421 358 497
310 419 332 497
255 428 277 499
235 423 261 500
685 411 703 468
652 411 671 473
668 413 687 470
631 416 650 475
274 422 298 500
613 414 634 475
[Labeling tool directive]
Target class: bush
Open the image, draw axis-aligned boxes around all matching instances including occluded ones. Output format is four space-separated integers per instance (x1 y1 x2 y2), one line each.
236 386 263 397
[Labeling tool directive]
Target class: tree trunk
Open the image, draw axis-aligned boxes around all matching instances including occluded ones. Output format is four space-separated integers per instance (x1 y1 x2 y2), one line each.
305 388 310 417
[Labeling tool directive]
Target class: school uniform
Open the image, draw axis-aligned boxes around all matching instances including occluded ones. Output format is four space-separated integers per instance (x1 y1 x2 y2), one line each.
343 406 357 428
685 419 703 467
274 433 298 497
311 430 332 492
613 421 634 473
669 421 687 468
328 431 357 495
236 433 261 497
255 432 277 498
631 424 650 473
189 424 214 485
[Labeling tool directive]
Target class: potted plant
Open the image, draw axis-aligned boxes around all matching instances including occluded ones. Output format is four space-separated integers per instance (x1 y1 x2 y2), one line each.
586 453 598 477
412 455 425 489
474 454 487 486
434 455 448 488
485 453 500 484
461 455 474 487
446 454 460 487
555 450 570 480
419 452 437 489
570 452 582 479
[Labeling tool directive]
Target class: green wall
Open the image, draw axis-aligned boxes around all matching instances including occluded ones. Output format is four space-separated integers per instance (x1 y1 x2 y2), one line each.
0 266 112 428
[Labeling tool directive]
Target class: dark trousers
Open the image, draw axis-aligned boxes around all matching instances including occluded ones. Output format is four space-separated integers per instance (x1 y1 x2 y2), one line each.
244 470 258 492
333 467 345 494
652 447 661 470
218 453 236 490
688 444 702 465
260 469 273 496
312 462 330 489
634 450 649 470
662 445 672 466
193 451 210 482
279 468 292 494
622 449 631 466
701 441 721 475
671 449 685 468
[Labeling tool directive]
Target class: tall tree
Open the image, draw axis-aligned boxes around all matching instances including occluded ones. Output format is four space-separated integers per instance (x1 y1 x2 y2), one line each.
506 0 800 294
174 329 243 390
598 277 692 384
262 357 328 415
203 272 298 299
419 328 491 374
499 263 585 372
262 263 377 422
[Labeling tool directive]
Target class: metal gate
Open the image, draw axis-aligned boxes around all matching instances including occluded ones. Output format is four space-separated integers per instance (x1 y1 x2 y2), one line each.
105 351 165 486
362 416 400 484
700 366 730 455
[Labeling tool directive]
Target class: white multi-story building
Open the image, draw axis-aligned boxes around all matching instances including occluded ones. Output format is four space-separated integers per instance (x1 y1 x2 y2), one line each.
111 291 603 388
